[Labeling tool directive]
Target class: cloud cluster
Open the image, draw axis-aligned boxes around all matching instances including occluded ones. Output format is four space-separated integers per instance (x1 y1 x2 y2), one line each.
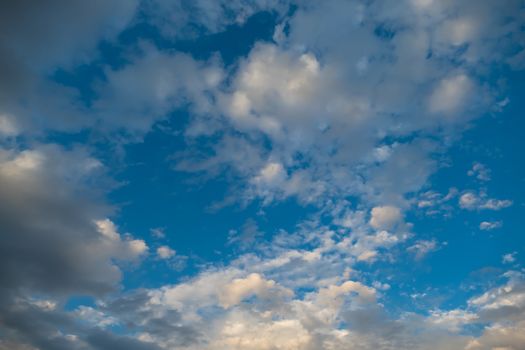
173 0 523 209
0 0 139 135
0 0 523 349
459 191 513 211
11 231 520 350
0 145 151 349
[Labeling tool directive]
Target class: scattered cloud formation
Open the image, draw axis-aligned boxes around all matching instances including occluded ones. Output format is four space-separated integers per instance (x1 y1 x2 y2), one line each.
459 191 513 211
468 163 492 182
0 0 523 349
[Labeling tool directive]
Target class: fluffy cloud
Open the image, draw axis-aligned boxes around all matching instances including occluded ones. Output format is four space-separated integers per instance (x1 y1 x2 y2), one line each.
468 163 492 182
1 1 523 349
218 273 293 308
502 252 517 264
0 146 125 295
94 47 224 134
369 206 402 230
157 246 176 259
174 0 523 209
479 221 503 231
0 145 150 348
459 191 513 211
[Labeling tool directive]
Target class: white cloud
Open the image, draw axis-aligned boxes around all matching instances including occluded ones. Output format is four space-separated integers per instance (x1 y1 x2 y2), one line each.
95 47 224 133
428 74 473 115
369 206 402 230
427 309 478 332
468 163 491 182
459 191 512 211
95 218 148 260
170 0 523 211
218 273 292 308
502 252 517 264
150 227 166 239
407 239 440 260
75 306 117 328
479 221 502 231
157 245 176 259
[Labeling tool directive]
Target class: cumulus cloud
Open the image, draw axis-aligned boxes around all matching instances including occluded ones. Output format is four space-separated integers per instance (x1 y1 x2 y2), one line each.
459 191 513 211
218 273 293 308
369 206 402 230
468 163 492 182
479 221 503 231
0 145 141 295
134 0 524 212
156 246 176 259
0 145 150 349
1 1 524 349
94 46 224 134
502 252 517 264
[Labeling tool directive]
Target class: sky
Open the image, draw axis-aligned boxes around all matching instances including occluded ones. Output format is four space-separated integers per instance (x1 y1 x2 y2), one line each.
0 1 525 349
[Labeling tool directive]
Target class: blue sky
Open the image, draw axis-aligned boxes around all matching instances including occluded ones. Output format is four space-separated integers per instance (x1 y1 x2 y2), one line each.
1 1 525 349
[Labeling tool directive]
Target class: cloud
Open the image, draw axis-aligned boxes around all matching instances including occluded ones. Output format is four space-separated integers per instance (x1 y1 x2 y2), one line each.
459 191 513 211
428 74 474 115
416 188 458 216
94 46 224 134
0 1 524 349
0 0 139 135
142 0 289 39
407 239 440 260
227 218 264 249
479 221 503 231
0 144 151 349
468 163 491 182
166 0 523 211
156 246 176 259
150 227 166 239
502 252 517 264
369 206 402 230
218 273 293 308
0 145 141 295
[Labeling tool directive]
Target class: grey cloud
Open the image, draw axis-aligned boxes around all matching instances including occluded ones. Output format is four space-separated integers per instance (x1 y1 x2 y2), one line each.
0 145 117 295
93 46 224 135
0 145 149 349
0 298 162 350
142 0 289 39
227 218 264 249
0 0 139 134
85 329 162 350
101 291 202 347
